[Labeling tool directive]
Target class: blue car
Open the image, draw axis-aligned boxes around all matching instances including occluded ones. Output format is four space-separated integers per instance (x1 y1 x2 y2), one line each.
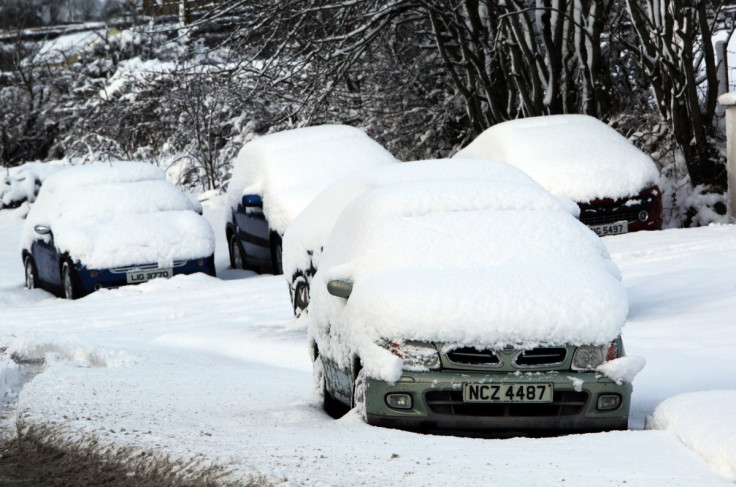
21 162 216 299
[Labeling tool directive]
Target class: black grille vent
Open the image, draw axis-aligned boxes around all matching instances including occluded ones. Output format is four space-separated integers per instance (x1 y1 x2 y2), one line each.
446 348 501 367
425 390 588 417
579 196 655 226
514 348 567 367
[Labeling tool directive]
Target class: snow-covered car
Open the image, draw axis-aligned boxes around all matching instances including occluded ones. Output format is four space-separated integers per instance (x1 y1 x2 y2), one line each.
1 162 65 210
454 114 662 236
306 163 643 432
283 158 557 317
225 125 396 275
21 162 216 299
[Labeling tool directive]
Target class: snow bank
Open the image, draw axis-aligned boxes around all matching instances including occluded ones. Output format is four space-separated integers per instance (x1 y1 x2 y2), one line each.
227 125 397 235
597 356 646 384
454 115 660 202
1 162 66 209
21 162 214 269
307 177 627 381
283 157 579 283
649 391 736 480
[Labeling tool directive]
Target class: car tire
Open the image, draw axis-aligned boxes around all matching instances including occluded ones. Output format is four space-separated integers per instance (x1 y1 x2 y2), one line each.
229 234 246 270
61 261 78 300
24 256 37 290
293 278 310 317
314 355 346 418
352 368 367 421
271 235 283 275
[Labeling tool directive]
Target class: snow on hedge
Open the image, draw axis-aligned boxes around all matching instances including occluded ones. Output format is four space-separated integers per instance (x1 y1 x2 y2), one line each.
306 176 627 382
649 391 736 481
227 125 397 235
283 157 579 283
454 114 660 202
1 162 66 209
21 162 214 269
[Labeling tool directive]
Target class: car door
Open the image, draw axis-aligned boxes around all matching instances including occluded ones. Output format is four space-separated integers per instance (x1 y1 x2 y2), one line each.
235 194 272 266
31 238 62 288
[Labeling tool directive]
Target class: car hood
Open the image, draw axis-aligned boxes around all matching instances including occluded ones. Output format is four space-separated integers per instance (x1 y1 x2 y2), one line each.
48 211 215 269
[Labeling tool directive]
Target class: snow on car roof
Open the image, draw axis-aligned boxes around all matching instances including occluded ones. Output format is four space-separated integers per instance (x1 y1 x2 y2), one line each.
21 162 214 269
306 177 627 382
454 115 660 202
283 157 580 281
227 125 397 235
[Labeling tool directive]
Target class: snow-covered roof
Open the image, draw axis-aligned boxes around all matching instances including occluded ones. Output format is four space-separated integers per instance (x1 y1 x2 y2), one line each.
454 115 660 202
21 162 214 269
283 157 579 280
227 125 397 235
306 176 627 381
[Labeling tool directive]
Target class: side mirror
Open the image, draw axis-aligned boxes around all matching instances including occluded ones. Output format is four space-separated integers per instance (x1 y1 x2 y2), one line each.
34 225 51 235
242 194 263 208
327 280 353 299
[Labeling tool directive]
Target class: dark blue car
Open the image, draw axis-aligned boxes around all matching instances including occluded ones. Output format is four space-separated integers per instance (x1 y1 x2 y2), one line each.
21 162 216 299
225 194 283 275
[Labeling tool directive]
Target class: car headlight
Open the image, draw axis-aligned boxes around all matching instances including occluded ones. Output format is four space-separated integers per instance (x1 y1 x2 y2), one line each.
572 342 618 371
387 341 441 371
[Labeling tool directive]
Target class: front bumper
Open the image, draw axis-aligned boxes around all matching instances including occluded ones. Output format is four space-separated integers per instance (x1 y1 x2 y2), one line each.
364 370 630 432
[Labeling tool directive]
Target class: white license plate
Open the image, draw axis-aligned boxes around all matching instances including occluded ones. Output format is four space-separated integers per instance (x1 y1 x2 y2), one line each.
463 383 553 403
126 268 173 284
590 221 628 237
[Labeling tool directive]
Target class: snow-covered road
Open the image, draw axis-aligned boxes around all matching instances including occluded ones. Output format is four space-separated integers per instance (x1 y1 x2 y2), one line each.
1 198 735 486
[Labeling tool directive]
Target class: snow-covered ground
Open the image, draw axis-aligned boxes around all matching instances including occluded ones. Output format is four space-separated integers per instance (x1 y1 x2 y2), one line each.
1 197 735 486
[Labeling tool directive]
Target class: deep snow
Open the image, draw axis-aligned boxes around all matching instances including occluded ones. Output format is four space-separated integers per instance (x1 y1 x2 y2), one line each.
1 197 736 486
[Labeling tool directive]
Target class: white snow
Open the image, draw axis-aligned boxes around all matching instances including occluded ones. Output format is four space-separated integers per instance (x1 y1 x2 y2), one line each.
283 157 580 286
1 161 66 209
304 177 626 381
454 114 660 202
649 391 736 480
1 184 736 486
20 162 214 269
227 125 397 235
597 355 646 384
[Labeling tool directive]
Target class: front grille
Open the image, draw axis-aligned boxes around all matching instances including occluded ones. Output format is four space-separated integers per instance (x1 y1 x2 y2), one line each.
425 390 588 417
579 196 655 226
446 347 502 367
514 347 567 368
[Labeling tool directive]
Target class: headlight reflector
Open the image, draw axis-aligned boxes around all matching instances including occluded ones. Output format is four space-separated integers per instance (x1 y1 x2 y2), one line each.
572 343 617 370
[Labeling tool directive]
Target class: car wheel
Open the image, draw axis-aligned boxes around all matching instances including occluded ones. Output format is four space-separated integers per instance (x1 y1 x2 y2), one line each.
293 279 310 317
271 235 283 275
352 368 367 421
24 256 37 290
229 234 245 270
61 261 78 300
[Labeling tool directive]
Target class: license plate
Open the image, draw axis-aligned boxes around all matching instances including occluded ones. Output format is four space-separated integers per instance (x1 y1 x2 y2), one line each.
126 268 173 284
590 221 628 237
463 383 553 403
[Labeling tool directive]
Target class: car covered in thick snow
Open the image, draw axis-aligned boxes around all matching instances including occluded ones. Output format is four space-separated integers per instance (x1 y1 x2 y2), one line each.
21 162 216 299
305 161 643 432
225 125 396 275
454 114 662 236
283 158 561 317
